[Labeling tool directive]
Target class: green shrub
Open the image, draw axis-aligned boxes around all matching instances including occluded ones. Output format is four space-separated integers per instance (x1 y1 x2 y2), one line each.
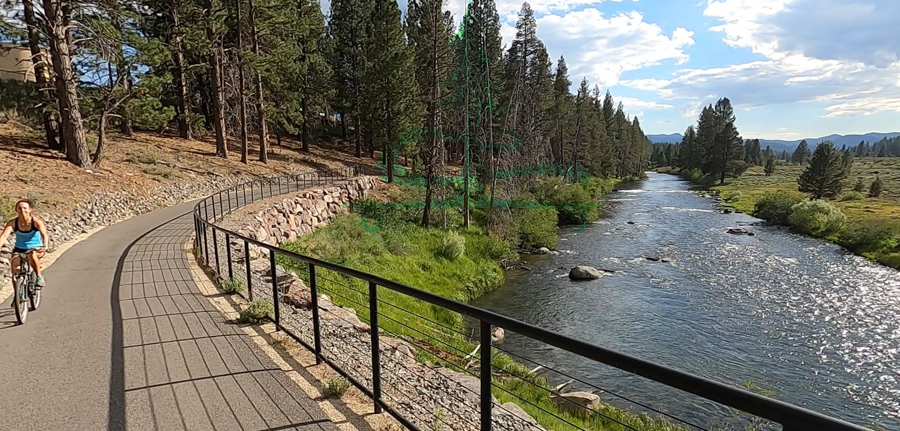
754 191 804 226
836 221 899 253
723 191 742 202
218 278 246 294
838 191 865 201
853 177 866 193
436 231 465 261
239 300 274 323
530 177 599 225
512 205 558 250
869 177 883 197
788 200 846 237
322 377 350 398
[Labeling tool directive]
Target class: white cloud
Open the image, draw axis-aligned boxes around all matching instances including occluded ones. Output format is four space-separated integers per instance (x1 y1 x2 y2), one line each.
616 96 674 111
706 0 900 68
536 9 694 87
624 0 900 119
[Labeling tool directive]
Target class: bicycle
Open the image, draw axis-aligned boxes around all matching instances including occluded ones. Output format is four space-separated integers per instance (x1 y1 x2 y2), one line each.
8 248 42 324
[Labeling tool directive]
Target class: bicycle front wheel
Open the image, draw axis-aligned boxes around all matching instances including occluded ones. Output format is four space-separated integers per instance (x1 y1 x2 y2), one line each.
13 275 28 324
29 276 41 311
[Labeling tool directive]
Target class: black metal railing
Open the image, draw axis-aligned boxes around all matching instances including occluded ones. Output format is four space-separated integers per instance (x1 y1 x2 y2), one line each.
191 169 872 431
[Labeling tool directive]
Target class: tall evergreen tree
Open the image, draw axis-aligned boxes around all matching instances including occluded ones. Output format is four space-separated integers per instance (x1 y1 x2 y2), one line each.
365 0 421 183
798 142 846 199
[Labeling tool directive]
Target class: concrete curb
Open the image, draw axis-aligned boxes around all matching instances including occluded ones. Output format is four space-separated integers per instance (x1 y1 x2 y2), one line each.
182 234 402 431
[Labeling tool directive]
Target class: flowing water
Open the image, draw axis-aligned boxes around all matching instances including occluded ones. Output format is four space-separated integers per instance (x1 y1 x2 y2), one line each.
471 172 900 430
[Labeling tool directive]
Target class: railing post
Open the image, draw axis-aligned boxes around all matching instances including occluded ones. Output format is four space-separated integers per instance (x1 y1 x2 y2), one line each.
369 281 382 414
480 320 493 431
270 250 280 331
244 241 253 301
225 233 233 281
213 229 220 277
310 264 322 364
202 220 209 266
243 184 248 207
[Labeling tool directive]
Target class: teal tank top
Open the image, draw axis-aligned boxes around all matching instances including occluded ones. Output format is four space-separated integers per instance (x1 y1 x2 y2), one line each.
12 218 43 250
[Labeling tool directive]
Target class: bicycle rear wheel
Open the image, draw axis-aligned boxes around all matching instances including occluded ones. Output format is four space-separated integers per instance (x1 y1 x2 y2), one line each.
13 275 28 324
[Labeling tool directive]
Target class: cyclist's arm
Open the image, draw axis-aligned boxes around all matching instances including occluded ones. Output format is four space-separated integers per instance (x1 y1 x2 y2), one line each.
0 220 12 251
34 217 49 251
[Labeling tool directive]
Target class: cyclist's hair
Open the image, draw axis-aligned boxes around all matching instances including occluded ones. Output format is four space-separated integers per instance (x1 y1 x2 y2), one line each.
15 199 33 209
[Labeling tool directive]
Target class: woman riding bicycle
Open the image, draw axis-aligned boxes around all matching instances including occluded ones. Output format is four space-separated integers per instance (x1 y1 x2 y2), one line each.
0 199 49 291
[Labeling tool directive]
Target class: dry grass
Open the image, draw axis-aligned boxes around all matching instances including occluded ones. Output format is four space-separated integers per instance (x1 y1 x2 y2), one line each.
0 122 385 217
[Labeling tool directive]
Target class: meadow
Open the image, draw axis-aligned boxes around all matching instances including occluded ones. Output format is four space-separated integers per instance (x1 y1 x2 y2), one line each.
686 157 900 268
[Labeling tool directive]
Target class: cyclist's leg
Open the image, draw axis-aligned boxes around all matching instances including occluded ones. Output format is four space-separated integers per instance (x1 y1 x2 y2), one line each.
27 250 44 287
9 249 22 307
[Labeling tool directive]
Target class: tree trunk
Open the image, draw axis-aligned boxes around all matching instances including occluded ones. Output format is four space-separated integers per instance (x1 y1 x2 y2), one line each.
340 112 347 140
42 0 90 168
92 111 109 166
301 97 310 152
213 43 228 157
22 0 60 152
353 84 362 158
119 75 134 136
171 5 192 140
236 0 249 164
248 0 268 163
204 0 228 158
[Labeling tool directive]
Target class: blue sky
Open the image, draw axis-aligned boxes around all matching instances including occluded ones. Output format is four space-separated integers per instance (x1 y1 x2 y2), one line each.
332 0 899 140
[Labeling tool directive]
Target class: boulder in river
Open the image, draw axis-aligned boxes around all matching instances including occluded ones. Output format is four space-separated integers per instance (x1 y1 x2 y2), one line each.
569 266 602 280
626 221 635 225
535 247 550 255
722 209 733 214
727 227 751 235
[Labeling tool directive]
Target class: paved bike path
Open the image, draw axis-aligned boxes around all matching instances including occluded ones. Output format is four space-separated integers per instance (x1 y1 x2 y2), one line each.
0 199 337 431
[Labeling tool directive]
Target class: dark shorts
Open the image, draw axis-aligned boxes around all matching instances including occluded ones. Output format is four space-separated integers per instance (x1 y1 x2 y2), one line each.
11 247 41 255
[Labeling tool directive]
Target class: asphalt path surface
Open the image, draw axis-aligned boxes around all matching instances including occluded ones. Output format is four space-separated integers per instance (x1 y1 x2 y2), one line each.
0 174 341 431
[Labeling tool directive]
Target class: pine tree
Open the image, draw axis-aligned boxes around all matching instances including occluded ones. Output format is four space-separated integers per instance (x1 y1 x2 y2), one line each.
798 142 846 199
792 140 810 164
406 0 454 227
853 177 866 193
329 0 374 158
764 156 775 176
365 0 421 183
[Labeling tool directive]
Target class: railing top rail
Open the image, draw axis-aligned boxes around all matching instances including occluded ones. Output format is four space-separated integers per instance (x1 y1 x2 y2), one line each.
191 168 870 431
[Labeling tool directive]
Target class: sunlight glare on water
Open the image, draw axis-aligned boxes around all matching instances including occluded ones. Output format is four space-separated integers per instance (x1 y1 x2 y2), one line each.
472 173 900 430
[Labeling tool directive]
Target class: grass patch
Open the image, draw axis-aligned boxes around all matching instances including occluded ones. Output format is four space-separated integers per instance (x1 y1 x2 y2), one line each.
0 194 15 219
124 148 160 165
142 165 174 179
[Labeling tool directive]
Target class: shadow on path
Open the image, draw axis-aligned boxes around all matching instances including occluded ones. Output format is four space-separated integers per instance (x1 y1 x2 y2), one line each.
108 212 336 431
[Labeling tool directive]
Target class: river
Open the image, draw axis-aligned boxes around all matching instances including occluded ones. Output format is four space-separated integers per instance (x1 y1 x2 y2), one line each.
471 172 900 431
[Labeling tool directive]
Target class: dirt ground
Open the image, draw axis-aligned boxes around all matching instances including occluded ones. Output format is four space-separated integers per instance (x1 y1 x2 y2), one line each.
0 121 387 217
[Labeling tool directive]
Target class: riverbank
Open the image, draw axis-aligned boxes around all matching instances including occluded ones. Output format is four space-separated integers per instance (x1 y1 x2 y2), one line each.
271 174 694 431
658 161 900 269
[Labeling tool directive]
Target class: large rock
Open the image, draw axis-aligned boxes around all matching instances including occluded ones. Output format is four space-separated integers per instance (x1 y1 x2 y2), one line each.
569 266 602 280
281 278 312 309
550 391 601 416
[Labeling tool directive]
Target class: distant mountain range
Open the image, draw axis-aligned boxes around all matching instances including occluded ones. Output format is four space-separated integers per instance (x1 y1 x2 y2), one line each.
646 132 900 154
